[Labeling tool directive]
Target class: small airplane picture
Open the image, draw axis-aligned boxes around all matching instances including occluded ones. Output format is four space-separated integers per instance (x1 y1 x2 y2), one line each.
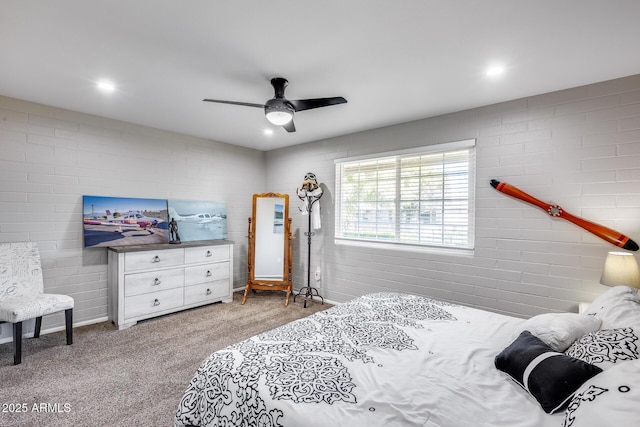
83 210 164 231
82 195 170 248
168 207 224 225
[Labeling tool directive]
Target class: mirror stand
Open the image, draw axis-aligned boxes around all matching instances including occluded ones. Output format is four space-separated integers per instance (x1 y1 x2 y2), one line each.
242 193 293 306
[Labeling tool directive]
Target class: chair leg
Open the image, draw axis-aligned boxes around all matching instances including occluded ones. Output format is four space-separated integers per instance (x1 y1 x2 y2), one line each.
34 316 43 338
65 309 73 345
13 322 22 365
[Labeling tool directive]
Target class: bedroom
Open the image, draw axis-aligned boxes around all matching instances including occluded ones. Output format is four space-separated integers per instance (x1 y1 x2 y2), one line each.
1 1 640 426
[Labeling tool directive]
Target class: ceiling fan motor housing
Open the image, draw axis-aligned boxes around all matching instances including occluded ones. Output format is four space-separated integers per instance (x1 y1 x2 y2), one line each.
271 77 288 98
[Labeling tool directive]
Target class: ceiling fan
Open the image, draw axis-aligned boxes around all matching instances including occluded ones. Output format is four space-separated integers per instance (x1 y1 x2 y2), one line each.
203 77 347 133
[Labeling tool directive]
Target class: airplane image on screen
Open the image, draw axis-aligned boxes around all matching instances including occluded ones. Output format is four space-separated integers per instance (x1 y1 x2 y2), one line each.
83 210 163 231
168 207 224 225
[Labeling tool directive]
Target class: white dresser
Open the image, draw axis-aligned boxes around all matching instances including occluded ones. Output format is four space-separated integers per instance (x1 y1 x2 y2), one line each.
107 240 234 330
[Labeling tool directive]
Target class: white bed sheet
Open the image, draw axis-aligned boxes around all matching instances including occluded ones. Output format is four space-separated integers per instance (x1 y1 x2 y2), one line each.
175 292 562 427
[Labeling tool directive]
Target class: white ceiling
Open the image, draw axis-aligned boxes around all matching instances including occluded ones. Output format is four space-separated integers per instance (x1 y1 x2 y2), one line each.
1 1 639 151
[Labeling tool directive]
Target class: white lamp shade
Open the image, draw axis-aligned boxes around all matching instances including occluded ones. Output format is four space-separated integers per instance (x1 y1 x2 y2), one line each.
265 110 293 126
600 251 640 288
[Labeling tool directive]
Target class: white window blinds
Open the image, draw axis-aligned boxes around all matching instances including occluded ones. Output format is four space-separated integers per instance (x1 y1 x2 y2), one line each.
335 140 475 249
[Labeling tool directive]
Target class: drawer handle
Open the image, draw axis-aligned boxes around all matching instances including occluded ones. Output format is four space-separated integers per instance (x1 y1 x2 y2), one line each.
153 299 160 306
152 278 161 286
152 255 161 263
206 250 212 257
206 288 212 295
206 270 212 277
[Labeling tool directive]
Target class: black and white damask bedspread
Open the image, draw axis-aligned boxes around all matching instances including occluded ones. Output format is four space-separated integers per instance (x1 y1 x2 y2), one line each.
174 293 561 427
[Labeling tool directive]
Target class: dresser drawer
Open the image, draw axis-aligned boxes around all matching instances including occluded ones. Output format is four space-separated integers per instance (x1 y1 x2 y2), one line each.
124 268 184 297
124 248 184 272
184 245 229 264
184 279 230 305
124 287 184 319
184 262 229 285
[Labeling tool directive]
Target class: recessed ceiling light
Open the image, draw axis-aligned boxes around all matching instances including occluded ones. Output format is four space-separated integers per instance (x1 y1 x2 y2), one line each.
263 129 274 135
96 80 116 93
486 66 505 77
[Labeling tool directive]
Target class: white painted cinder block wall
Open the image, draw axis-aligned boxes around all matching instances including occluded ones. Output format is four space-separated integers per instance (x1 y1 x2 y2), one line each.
1 74 639 344
267 74 640 318
0 96 265 341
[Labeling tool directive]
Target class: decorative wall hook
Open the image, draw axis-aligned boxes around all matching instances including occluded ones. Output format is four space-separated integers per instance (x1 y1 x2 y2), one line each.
491 179 638 251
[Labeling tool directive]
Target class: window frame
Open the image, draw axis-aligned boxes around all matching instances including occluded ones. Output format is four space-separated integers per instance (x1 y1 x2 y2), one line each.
334 139 476 250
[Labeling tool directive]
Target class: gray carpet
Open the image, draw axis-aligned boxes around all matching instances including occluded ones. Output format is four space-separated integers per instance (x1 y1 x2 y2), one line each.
0 291 331 427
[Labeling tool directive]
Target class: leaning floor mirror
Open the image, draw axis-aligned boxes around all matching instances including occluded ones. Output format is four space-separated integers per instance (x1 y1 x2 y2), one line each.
242 192 293 305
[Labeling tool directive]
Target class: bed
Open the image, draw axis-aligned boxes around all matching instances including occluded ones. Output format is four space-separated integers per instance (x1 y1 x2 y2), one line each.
175 286 640 427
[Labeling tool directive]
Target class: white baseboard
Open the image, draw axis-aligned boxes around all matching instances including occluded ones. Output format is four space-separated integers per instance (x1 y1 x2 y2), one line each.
233 286 341 306
290 287 341 306
0 292 342 345
0 316 109 345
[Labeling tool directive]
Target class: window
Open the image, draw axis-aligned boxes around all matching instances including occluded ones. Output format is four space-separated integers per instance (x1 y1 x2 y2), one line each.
335 139 475 249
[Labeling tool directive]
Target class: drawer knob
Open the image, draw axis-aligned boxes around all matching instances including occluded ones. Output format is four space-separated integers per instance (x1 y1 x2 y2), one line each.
153 299 160 306
152 255 161 263
152 278 161 286
206 288 212 295
206 250 212 257
206 270 212 277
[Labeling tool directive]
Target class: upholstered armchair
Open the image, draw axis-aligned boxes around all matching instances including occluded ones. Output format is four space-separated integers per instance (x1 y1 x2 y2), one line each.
0 242 74 365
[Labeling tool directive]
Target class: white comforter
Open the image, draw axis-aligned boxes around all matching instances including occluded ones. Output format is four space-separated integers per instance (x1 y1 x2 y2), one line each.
175 292 562 427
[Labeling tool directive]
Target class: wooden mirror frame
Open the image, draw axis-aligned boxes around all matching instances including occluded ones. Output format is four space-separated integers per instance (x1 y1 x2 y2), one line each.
242 192 293 305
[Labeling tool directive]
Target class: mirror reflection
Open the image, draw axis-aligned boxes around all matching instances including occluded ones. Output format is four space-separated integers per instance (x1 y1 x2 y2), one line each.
254 197 285 280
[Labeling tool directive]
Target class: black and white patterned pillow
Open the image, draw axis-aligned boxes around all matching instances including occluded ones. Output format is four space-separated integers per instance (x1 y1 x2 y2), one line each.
562 359 640 427
565 328 639 370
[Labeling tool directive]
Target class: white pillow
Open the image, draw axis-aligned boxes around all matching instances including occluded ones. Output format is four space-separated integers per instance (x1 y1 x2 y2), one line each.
561 358 640 427
514 313 601 352
583 285 640 330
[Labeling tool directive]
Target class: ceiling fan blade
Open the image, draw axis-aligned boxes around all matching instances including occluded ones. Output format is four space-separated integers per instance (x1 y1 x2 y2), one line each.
202 99 265 108
289 97 347 112
283 120 296 133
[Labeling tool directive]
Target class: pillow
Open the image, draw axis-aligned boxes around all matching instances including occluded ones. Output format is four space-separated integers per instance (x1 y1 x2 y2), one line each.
561 358 640 427
495 331 603 414
565 327 639 370
513 313 601 352
583 285 640 330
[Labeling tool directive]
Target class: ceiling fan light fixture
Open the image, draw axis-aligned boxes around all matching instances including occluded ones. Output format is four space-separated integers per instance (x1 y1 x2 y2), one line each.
265 108 293 125
203 77 347 133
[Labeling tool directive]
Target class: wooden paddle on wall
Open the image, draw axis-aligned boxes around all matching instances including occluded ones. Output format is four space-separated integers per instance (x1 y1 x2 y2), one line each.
491 179 639 251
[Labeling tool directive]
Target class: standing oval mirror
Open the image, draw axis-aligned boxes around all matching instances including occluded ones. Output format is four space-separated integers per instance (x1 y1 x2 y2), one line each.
242 193 292 305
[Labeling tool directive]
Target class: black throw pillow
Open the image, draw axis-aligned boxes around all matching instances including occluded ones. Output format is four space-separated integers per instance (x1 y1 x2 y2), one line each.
495 330 603 414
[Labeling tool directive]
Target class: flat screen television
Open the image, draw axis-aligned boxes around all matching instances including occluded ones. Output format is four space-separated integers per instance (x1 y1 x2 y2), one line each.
82 195 170 248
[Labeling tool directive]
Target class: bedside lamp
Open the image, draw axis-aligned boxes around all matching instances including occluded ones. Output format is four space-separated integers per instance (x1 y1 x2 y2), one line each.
600 251 640 291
